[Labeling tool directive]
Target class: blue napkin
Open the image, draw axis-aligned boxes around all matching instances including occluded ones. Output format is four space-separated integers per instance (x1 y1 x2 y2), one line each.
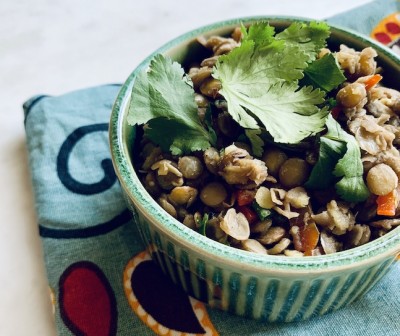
24 1 400 335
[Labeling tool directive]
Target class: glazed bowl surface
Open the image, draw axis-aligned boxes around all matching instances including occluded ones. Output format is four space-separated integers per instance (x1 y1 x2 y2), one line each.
110 16 400 322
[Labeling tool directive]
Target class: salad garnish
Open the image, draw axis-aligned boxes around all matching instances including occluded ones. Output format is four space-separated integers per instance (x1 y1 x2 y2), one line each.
127 21 368 201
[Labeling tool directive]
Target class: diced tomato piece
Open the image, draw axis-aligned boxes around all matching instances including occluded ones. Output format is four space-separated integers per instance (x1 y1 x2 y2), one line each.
237 205 258 225
330 106 342 119
236 189 255 206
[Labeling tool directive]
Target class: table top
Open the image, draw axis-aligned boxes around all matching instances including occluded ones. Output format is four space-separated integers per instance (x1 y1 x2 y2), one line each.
0 0 372 334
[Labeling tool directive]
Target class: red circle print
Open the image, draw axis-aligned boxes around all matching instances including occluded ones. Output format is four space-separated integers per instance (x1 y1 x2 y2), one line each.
386 22 400 34
374 32 392 44
59 261 117 336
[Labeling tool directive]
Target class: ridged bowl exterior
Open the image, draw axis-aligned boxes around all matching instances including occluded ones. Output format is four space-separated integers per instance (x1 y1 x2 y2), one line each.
110 17 400 322
122 187 396 322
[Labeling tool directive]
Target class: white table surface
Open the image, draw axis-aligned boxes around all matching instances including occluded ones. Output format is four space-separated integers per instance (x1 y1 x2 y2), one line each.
0 0 372 335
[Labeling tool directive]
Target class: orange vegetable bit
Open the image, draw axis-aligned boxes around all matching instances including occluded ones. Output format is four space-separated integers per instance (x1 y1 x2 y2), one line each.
300 222 320 255
364 74 382 91
376 189 398 216
304 247 323 257
236 189 255 206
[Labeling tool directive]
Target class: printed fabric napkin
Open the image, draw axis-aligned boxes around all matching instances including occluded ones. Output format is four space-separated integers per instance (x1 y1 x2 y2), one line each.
24 1 400 335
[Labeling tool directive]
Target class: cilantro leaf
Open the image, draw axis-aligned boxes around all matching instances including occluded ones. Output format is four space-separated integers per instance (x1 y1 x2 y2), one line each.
335 176 370 202
241 21 275 46
215 64 328 143
204 105 217 147
324 97 338 109
332 131 370 202
214 22 329 144
145 118 212 156
196 213 209 236
128 54 212 154
303 54 346 92
245 129 264 157
306 115 369 202
252 201 271 220
276 21 330 62
305 135 346 189
253 83 328 143
215 37 308 96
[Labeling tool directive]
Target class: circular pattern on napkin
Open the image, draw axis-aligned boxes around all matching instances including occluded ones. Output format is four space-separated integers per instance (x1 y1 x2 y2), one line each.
59 261 118 336
371 12 400 55
123 251 219 336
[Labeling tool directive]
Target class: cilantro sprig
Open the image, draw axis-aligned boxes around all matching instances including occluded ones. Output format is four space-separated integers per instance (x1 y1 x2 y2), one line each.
275 21 331 61
252 201 272 221
196 213 209 236
302 53 346 92
127 20 365 203
213 21 330 144
127 54 215 155
306 115 370 202
127 21 344 153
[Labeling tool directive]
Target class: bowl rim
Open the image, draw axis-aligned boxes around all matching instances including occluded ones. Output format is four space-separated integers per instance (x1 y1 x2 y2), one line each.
110 15 400 273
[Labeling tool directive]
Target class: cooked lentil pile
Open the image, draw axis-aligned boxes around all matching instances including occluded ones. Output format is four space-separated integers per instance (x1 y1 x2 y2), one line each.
130 22 400 256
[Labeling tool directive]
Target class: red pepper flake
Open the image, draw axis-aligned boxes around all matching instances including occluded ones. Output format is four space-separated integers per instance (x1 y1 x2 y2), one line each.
236 189 255 206
330 106 342 119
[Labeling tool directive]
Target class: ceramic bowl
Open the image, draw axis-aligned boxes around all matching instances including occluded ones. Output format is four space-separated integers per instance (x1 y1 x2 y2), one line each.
110 16 400 322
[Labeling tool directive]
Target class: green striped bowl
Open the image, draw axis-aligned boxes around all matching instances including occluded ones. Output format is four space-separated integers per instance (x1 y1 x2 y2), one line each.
109 17 400 322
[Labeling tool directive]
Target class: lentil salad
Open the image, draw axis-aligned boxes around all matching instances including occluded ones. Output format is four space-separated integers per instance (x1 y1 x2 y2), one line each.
128 21 400 257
